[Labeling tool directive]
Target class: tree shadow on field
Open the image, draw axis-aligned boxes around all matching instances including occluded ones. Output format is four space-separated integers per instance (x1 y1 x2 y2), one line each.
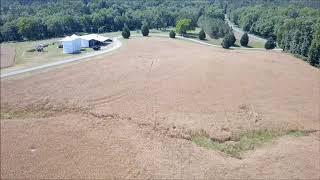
185 33 198 38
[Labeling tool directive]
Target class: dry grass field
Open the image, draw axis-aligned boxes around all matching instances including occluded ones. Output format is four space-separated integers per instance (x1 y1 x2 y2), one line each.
0 47 16 68
1 37 319 179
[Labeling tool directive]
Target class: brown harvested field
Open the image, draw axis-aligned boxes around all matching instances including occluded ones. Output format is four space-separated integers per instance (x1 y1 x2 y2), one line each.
1 37 320 179
0 47 16 68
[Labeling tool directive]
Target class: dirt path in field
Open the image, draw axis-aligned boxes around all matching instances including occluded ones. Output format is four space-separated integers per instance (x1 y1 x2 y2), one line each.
1 37 320 179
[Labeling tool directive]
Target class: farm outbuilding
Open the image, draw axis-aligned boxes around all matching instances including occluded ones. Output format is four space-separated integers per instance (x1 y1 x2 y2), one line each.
71 34 82 50
80 38 89 48
60 34 111 53
80 34 111 48
60 35 81 54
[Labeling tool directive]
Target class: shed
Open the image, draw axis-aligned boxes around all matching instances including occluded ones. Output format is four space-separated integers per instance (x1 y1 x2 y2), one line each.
80 34 111 48
60 35 81 54
80 38 89 48
71 34 82 50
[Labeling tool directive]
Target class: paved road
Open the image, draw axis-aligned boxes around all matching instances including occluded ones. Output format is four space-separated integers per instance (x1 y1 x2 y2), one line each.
224 14 283 51
225 14 267 43
1 37 122 78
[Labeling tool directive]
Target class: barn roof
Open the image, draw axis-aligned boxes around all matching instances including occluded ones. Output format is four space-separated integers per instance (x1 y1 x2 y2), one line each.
81 34 110 42
60 34 110 42
71 34 80 39
60 35 80 42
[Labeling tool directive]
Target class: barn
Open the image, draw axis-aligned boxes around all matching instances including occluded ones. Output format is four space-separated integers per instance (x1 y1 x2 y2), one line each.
60 35 81 54
80 34 111 48
71 34 82 50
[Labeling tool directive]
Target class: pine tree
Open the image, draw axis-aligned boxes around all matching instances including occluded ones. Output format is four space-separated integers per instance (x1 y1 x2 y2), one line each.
229 32 236 45
221 35 232 49
141 24 149 36
122 24 130 39
169 30 176 38
199 29 206 40
240 33 249 46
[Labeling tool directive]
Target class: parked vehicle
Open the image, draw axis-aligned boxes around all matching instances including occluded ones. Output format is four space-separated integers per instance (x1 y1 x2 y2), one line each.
92 45 101 51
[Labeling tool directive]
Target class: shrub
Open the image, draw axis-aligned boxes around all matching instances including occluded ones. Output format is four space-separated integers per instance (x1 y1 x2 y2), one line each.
229 32 236 45
199 29 206 40
221 36 231 49
169 30 176 38
122 24 130 39
240 33 249 46
221 33 236 49
265 38 276 49
141 24 149 36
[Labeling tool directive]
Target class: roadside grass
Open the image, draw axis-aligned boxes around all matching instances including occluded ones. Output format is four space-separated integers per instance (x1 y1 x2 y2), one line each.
0 109 49 120
287 130 307 137
234 31 265 48
192 129 309 159
179 28 265 48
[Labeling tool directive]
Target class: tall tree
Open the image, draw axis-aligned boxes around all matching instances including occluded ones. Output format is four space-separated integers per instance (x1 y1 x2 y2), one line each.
176 19 193 36
18 17 40 40
199 29 206 40
0 21 21 41
308 25 320 66
141 24 149 36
